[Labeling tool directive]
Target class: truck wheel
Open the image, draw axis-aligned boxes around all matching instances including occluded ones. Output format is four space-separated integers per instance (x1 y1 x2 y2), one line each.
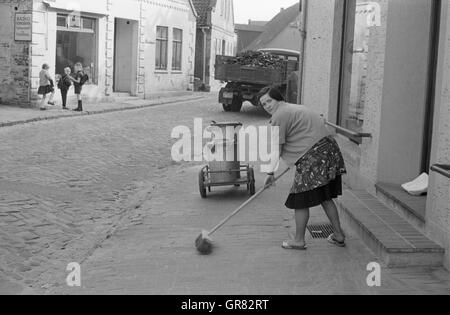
248 168 256 196
199 169 207 198
222 104 232 112
231 98 243 112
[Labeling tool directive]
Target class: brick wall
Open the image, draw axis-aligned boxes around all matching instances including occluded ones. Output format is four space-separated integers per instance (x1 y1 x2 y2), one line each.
0 0 33 106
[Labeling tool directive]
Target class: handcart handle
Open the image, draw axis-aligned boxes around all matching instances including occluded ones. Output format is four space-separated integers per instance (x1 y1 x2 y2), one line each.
209 168 291 236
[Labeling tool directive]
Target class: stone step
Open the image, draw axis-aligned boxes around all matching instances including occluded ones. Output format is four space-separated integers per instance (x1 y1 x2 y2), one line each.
336 190 444 268
375 182 426 230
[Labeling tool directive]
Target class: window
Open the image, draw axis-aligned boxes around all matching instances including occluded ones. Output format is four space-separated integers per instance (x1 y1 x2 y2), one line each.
56 14 97 84
172 28 183 71
338 0 372 137
156 26 168 70
57 15 67 27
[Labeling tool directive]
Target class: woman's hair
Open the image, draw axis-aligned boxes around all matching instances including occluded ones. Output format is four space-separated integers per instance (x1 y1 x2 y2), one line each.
42 63 49 70
258 85 285 103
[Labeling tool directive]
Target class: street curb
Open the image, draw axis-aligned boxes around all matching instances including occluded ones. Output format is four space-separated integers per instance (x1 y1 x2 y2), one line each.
0 95 209 129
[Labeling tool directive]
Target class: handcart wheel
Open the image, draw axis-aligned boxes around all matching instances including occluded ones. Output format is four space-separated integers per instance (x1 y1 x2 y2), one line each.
248 167 256 196
199 168 207 198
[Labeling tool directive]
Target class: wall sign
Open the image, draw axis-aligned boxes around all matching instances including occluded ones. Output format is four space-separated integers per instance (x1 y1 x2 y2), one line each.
15 13 32 42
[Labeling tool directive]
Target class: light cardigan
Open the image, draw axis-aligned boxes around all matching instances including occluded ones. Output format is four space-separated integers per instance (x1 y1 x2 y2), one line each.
267 102 330 172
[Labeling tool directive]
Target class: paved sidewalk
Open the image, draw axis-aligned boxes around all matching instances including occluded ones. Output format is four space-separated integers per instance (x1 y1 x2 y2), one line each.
0 91 211 128
56 163 450 295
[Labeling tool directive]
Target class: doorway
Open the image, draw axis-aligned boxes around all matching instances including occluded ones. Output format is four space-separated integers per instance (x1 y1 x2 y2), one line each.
113 18 138 94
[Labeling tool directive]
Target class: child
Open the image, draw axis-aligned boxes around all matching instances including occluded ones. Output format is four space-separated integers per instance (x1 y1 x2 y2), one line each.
57 67 72 110
38 63 56 110
69 62 86 112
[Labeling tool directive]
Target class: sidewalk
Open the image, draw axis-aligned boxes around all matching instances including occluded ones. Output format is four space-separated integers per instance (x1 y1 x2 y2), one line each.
55 163 450 295
0 91 212 128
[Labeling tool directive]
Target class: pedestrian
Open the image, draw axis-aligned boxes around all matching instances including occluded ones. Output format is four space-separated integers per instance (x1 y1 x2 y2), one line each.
259 85 347 250
57 67 72 110
69 62 87 112
38 63 56 110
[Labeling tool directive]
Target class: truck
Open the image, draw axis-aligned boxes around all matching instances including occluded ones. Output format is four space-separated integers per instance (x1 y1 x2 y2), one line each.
215 49 300 112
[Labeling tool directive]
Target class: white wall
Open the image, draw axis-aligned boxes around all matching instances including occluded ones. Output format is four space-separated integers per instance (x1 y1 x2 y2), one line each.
209 0 236 91
142 0 197 94
29 0 197 104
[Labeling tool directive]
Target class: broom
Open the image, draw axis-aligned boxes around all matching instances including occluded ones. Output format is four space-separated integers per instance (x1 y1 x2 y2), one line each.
195 168 291 255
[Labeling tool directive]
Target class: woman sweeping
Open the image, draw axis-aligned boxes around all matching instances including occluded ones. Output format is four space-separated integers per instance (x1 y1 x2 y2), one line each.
260 86 347 250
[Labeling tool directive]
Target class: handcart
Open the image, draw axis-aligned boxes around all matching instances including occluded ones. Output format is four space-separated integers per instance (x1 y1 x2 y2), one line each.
199 122 256 198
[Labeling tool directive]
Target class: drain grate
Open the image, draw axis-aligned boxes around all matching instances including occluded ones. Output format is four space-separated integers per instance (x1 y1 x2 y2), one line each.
307 223 334 239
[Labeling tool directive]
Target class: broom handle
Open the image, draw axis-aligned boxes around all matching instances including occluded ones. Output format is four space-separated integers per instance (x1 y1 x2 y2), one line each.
208 167 291 236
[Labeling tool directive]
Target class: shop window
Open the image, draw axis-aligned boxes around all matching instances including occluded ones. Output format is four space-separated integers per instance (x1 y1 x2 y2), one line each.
55 14 97 84
156 26 168 70
172 28 183 71
338 0 372 137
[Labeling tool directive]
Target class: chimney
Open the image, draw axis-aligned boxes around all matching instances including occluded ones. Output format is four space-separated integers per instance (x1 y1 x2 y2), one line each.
280 7 284 12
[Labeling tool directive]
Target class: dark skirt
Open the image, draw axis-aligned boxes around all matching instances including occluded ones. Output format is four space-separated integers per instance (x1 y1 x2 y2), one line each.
285 176 343 209
74 84 82 95
38 85 54 95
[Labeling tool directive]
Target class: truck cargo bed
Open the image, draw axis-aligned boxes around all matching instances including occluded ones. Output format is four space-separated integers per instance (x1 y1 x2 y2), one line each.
215 55 297 85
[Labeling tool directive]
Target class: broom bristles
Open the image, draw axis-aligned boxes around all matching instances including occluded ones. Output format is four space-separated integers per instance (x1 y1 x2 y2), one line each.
195 231 213 255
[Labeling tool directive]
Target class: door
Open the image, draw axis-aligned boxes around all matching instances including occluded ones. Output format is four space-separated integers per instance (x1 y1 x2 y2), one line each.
114 18 137 93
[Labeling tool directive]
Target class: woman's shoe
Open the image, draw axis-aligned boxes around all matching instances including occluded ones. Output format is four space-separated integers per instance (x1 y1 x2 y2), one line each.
48 101 55 106
282 240 308 250
327 234 346 248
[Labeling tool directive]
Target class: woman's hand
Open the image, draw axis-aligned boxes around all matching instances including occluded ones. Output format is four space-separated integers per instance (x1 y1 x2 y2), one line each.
264 174 276 188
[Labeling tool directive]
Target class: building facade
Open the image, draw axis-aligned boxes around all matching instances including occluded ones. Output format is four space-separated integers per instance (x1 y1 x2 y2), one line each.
0 0 197 106
193 0 236 92
300 0 450 269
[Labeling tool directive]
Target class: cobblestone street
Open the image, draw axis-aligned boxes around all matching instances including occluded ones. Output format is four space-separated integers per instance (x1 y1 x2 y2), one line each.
0 94 256 294
1 96 450 295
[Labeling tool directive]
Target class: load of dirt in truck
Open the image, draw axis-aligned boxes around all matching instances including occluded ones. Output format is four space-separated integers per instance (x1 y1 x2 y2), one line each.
221 50 286 70
215 50 299 112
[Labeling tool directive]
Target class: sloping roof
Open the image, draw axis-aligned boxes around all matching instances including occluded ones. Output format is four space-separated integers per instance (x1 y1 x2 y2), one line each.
234 23 265 33
249 20 268 27
244 3 300 51
192 0 217 26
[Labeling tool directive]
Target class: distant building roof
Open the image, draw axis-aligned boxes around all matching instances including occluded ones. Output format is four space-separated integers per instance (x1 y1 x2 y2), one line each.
248 20 268 27
245 3 301 51
234 23 266 33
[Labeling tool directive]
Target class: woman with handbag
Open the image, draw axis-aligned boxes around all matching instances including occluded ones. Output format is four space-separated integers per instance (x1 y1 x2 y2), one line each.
260 85 347 250
38 63 56 110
